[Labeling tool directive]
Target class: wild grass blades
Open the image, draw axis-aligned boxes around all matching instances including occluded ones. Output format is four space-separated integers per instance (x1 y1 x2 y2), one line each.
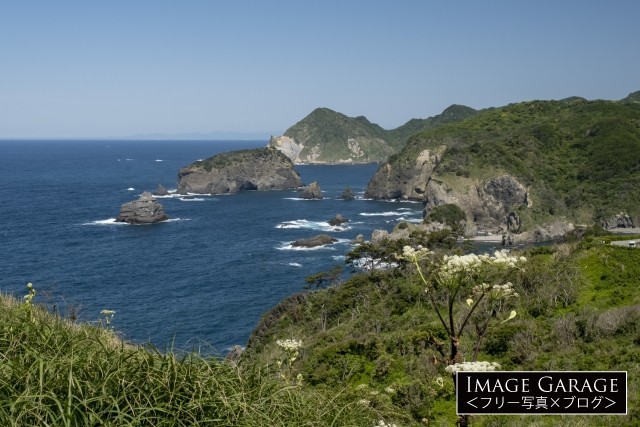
0 291 383 426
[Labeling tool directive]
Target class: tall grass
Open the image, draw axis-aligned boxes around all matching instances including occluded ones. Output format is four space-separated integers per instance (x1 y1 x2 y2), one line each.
0 293 392 427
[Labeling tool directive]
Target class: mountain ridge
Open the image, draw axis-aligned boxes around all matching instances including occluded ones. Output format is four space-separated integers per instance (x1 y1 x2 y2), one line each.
268 104 477 164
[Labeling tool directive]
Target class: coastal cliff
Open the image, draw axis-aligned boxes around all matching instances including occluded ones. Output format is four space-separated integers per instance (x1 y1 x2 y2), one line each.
177 147 302 194
365 95 640 238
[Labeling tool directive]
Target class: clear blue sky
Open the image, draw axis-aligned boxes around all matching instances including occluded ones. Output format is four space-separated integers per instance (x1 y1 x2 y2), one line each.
1 0 639 138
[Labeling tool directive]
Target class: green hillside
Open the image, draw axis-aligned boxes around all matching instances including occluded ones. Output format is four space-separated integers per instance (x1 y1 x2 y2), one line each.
245 232 640 426
367 95 640 228
271 105 478 163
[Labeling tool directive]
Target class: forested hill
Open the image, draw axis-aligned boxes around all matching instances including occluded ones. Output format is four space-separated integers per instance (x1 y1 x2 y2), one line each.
268 105 477 164
365 93 640 235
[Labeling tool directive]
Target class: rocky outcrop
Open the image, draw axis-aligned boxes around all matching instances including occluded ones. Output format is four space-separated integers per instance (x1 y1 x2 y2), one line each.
292 234 337 248
268 136 305 162
340 187 355 200
177 147 302 194
418 174 530 235
601 213 635 229
299 181 323 199
328 214 348 226
365 147 445 200
153 184 169 196
116 192 169 224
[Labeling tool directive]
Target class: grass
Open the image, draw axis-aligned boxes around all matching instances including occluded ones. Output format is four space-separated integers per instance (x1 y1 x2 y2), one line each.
0 291 398 427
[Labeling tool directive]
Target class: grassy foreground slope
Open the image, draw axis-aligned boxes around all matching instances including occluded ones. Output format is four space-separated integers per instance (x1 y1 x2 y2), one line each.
0 292 398 426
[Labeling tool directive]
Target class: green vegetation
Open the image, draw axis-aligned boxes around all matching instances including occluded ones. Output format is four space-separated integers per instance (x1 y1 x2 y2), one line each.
5 234 640 426
246 231 640 426
381 97 640 225
191 147 292 172
426 204 467 234
0 287 398 426
282 105 477 163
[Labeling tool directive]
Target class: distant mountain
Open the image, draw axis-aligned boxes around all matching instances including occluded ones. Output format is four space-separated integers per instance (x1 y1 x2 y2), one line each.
268 106 477 164
121 131 279 141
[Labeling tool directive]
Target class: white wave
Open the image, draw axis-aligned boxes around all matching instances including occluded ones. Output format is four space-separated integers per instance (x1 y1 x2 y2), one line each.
165 218 190 222
288 262 303 267
359 211 406 217
126 187 135 191
179 197 206 202
83 218 127 226
277 242 337 251
155 159 163 162
276 219 349 232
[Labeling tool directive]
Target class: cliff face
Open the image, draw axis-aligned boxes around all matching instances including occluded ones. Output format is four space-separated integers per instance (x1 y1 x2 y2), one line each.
177 147 302 194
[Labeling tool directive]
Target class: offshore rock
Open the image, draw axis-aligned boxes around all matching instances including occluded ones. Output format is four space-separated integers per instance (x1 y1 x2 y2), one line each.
292 234 337 248
177 147 302 194
153 184 169 196
340 187 355 200
328 214 348 226
299 181 323 199
116 192 169 224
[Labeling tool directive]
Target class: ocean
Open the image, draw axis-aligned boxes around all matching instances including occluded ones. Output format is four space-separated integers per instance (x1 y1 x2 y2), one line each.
0 140 424 353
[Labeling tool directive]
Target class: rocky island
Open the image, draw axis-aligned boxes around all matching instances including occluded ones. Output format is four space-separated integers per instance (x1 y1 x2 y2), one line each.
116 192 169 224
177 147 302 194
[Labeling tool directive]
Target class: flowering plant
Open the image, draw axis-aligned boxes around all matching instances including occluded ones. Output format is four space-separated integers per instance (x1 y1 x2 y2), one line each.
275 338 303 385
399 247 525 364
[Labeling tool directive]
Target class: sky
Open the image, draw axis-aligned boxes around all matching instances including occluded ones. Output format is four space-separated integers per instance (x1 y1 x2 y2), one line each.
1 1 639 139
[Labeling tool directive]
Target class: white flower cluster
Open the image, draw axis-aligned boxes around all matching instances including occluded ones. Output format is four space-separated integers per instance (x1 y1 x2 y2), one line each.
440 250 526 279
400 245 432 261
276 338 303 351
374 420 398 427
489 250 526 268
472 282 519 299
445 361 501 374
440 253 483 276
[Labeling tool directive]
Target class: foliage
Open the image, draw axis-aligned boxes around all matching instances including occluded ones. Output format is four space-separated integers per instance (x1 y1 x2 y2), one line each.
246 239 640 426
425 204 466 236
376 98 640 226
0 289 395 427
282 105 477 163
190 147 293 172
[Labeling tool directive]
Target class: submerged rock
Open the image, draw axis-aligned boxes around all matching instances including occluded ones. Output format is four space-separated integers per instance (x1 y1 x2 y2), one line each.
292 234 337 248
116 192 169 224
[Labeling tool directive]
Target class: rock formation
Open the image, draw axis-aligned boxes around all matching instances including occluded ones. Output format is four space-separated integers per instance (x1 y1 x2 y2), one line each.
601 213 635 229
177 147 302 194
340 187 355 200
153 184 169 196
116 192 169 224
328 214 348 226
299 181 323 199
292 234 337 248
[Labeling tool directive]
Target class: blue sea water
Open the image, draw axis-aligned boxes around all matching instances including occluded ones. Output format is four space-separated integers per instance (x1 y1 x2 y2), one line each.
0 140 423 353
